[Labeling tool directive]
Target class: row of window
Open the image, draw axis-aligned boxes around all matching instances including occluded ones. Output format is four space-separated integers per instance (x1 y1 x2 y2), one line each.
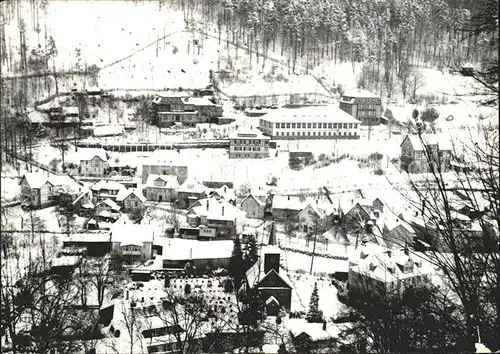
270 122 358 129
232 153 267 158
358 104 378 110
233 139 266 145
358 111 377 117
83 160 102 168
233 146 267 151
275 131 356 137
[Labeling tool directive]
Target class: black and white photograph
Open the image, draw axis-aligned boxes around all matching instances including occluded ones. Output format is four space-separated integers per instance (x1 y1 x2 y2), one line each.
0 0 498 353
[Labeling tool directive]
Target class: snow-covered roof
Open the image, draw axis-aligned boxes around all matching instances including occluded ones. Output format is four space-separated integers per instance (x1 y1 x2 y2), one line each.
116 188 146 203
156 238 234 260
350 242 433 283
190 96 218 106
78 148 108 162
288 319 343 342
272 195 304 211
62 106 79 115
342 89 380 99
64 232 112 243
108 153 138 168
188 197 246 221
145 174 180 189
99 198 121 211
20 173 80 190
401 134 453 151
92 180 125 191
229 126 270 140
111 223 154 245
208 185 237 202
261 105 361 124
93 125 124 137
241 194 266 207
178 177 206 194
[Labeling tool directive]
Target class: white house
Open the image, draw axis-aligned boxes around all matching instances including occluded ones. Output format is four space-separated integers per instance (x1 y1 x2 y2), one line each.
79 148 109 177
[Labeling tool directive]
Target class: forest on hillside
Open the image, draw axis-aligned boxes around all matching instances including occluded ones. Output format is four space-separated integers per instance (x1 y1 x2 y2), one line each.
174 0 498 98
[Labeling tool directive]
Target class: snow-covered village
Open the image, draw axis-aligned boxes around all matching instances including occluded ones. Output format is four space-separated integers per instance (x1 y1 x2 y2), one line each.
0 0 498 353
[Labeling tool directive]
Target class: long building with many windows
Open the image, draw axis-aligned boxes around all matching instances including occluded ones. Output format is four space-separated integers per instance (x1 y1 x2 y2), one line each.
258 105 361 140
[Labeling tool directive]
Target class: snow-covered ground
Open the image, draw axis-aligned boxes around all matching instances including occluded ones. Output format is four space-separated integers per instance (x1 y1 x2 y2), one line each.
288 272 347 319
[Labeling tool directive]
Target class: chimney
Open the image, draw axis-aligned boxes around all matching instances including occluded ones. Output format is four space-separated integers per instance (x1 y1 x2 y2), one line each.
264 253 280 274
222 206 224 216
287 195 290 201
224 185 227 193
322 321 327 331
207 199 209 210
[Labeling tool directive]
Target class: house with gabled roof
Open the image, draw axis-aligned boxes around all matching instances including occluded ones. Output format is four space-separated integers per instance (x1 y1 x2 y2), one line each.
245 245 293 313
116 188 146 213
240 194 266 219
78 148 109 177
144 174 179 203
177 177 207 209
185 197 246 239
19 173 82 209
297 201 337 234
400 134 452 173
344 198 385 225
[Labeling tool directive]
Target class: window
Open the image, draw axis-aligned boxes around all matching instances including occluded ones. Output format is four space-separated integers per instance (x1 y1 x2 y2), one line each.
328 123 332 128
135 201 138 206
281 123 286 129
287 132 290 136
308 132 311 136
323 123 327 128
291 123 296 128
333 123 337 129
307 123 311 128
286 123 291 128
343 123 348 129
312 123 317 129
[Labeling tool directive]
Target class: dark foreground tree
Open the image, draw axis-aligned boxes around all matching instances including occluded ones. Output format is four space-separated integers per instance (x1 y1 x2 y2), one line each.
306 282 323 323
229 237 245 290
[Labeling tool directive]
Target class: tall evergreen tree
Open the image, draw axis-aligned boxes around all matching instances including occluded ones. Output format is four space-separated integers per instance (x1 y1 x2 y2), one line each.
229 236 244 289
244 234 259 269
306 282 323 323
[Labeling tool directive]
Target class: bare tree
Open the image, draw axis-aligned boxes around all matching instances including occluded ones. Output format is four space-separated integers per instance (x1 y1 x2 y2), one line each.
396 126 499 351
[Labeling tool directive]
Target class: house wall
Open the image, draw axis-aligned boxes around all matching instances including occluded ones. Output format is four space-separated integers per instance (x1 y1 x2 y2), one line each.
298 205 322 233
272 208 301 222
123 194 143 213
144 187 178 202
241 197 264 219
229 138 270 159
40 183 56 208
81 156 107 177
162 257 230 270
158 112 201 127
141 165 188 184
